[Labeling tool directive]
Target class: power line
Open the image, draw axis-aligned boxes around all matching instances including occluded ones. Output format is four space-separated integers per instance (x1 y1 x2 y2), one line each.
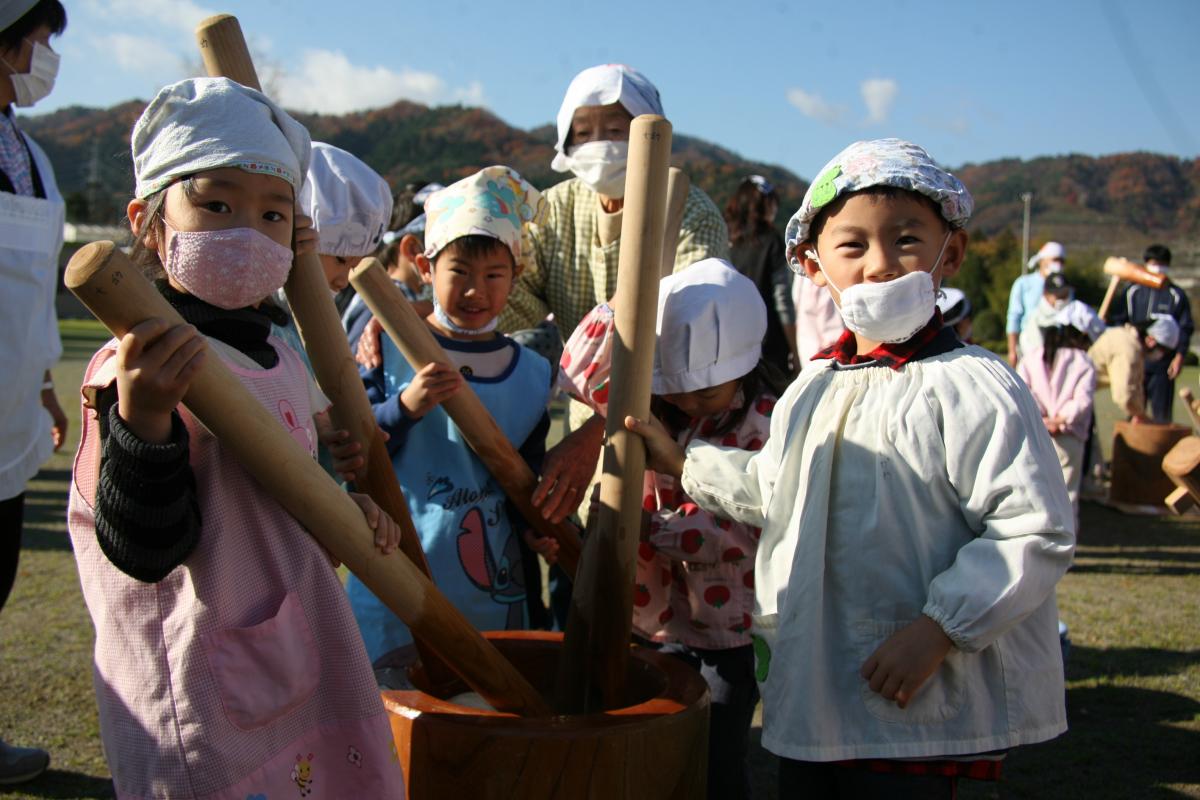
1099 0 1197 155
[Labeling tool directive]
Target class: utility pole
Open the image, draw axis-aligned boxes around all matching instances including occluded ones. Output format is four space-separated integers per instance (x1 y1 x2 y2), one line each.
1020 192 1033 269
85 138 103 224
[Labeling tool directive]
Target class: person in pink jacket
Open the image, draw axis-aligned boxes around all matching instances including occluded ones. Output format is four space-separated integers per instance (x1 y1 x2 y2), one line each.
554 259 786 799
1017 300 1100 522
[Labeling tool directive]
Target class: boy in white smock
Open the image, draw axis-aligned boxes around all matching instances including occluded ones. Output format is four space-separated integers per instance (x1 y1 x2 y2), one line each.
628 139 1075 798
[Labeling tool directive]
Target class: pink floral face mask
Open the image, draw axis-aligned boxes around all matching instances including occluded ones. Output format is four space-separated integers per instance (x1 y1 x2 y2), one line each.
161 218 294 309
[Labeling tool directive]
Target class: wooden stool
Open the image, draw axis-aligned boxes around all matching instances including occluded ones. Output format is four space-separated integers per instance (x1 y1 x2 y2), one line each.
1162 435 1200 513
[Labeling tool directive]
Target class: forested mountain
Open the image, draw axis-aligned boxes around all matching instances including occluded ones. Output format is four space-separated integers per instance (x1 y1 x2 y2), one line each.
19 99 1198 262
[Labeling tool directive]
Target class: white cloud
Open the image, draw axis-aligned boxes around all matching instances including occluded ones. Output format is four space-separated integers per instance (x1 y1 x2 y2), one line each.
274 49 486 113
81 0 218 34
93 33 187 84
453 81 486 106
785 87 845 124
97 33 180 74
860 78 899 125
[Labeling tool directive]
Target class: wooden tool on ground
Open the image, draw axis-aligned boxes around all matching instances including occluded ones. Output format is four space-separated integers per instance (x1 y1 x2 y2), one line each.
557 115 673 713
1098 257 1167 322
66 243 551 716
659 167 689 277
348 258 583 578
1180 388 1200 433
1162 435 1200 514
196 12 453 692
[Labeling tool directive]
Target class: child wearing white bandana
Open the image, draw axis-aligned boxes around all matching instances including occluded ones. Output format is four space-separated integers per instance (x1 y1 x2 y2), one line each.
67 77 406 799
629 139 1075 798
346 166 564 660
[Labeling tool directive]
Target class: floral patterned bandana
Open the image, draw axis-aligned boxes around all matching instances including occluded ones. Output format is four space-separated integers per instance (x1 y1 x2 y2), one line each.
422 166 547 262
784 138 973 272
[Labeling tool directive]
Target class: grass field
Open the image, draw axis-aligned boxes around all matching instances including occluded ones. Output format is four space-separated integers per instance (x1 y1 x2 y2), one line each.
1 319 1198 798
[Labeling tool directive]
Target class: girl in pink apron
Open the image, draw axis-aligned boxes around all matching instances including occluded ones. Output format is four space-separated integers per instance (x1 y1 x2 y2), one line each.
67 77 405 799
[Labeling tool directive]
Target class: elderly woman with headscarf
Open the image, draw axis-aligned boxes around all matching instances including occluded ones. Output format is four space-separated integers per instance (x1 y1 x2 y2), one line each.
508 63 729 525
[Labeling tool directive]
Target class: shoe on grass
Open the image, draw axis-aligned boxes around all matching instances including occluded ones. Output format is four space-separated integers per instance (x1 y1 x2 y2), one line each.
0 739 50 784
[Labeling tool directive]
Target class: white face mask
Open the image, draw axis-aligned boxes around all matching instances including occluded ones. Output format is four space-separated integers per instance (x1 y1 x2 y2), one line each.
558 140 628 198
807 232 953 344
431 294 498 336
1 40 59 107
429 265 499 336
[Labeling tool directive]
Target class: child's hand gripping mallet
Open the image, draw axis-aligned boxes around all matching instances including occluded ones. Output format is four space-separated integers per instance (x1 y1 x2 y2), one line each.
348 258 584 578
65 242 552 717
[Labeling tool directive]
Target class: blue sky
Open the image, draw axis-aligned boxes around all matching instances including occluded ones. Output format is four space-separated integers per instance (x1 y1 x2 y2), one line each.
33 0 1200 179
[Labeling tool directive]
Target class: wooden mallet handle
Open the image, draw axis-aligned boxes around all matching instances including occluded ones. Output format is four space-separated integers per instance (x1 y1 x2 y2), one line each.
195 15 261 91
659 167 690 278
558 115 673 712
348 258 583 577
66 244 551 717
194 12 462 689
1098 275 1121 323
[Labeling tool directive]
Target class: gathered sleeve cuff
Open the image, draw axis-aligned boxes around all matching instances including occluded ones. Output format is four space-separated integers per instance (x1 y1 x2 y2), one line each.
94 390 201 583
921 364 1076 651
679 441 771 529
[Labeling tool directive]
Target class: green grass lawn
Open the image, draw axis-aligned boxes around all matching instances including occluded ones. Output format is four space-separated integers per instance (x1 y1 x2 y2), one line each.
1 320 1198 798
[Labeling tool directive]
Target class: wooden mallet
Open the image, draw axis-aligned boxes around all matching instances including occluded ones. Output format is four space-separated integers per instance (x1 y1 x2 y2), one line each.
659 167 690 278
195 12 462 692
1163 434 1200 514
1180 388 1200 432
348 258 584 578
557 115 673 712
1098 257 1166 322
65 243 551 717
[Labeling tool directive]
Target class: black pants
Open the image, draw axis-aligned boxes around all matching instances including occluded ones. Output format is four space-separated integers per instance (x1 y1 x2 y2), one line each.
778 758 956 799
0 493 25 613
638 638 760 800
1144 358 1175 423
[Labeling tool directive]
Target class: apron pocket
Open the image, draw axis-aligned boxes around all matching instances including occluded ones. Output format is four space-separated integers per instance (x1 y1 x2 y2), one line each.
204 592 320 730
750 613 780 684
855 618 965 725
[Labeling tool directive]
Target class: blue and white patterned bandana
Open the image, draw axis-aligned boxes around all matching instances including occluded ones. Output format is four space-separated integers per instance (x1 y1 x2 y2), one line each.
785 138 973 270
423 166 546 261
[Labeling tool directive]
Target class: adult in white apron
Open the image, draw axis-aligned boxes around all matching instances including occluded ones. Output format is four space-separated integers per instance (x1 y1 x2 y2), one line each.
0 0 67 785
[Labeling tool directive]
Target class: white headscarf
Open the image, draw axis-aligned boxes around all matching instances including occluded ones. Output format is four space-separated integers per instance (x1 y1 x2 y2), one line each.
551 64 662 171
299 142 392 257
1054 300 1105 342
1148 314 1181 350
1028 241 1066 271
653 258 766 395
132 77 311 199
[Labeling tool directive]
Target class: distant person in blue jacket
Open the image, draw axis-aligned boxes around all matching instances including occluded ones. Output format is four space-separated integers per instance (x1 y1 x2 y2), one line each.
1006 241 1065 366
